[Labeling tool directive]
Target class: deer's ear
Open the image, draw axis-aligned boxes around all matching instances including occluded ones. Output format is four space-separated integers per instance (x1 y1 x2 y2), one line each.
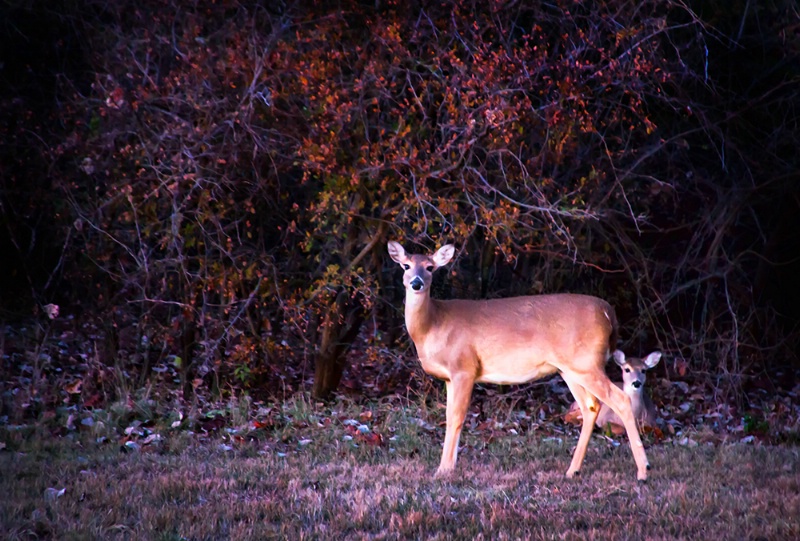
643 351 662 369
432 244 455 268
387 241 407 264
612 350 626 367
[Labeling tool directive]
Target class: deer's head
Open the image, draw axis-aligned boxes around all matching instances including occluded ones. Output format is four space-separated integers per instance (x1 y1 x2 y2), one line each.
387 241 454 293
612 350 662 395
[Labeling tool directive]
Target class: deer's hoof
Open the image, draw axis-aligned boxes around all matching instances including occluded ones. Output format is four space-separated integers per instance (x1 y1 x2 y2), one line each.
435 467 454 479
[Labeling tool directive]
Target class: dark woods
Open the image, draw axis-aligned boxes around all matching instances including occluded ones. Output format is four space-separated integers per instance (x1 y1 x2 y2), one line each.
1 0 799 402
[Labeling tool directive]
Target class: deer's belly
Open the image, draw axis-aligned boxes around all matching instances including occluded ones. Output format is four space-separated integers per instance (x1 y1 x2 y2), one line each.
476 352 558 384
477 365 556 385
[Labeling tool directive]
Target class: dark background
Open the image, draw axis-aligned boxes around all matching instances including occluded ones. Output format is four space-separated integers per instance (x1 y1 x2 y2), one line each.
1 0 799 404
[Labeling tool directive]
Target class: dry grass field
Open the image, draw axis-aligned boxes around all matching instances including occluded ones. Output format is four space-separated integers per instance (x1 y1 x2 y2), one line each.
2 396 798 540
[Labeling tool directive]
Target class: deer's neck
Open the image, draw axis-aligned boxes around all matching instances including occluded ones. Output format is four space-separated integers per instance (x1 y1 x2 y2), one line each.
625 387 646 416
404 291 438 345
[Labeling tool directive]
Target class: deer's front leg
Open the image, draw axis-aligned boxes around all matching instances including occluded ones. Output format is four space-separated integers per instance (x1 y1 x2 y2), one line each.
436 372 474 476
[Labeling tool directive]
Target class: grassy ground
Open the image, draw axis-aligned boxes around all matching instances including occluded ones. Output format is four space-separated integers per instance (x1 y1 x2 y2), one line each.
2 397 799 540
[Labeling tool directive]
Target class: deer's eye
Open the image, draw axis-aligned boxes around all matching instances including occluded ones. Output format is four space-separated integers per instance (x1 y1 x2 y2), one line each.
426 265 434 272
403 264 410 270
624 368 631 373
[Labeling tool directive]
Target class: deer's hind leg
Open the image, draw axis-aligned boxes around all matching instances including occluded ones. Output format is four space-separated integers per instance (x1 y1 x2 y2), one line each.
572 371 650 481
561 374 601 478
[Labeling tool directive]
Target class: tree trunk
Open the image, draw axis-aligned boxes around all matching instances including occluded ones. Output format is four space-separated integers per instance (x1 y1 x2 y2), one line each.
312 288 365 399
180 310 197 401
311 221 387 398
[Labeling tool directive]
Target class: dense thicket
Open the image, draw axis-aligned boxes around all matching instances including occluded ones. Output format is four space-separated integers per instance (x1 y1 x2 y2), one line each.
1 0 798 400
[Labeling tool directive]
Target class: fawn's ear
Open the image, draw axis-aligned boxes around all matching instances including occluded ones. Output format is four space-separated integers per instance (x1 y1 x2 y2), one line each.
643 351 662 369
387 241 408 265
432 244 455 268
612 350 626 367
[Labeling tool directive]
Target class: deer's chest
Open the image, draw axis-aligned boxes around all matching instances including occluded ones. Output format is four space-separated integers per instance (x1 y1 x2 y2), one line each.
412 336 467 381
415 346 452 380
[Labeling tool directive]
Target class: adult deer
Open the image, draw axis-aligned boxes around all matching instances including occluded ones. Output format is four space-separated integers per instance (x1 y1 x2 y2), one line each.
566 350 662 432
388 241 651 481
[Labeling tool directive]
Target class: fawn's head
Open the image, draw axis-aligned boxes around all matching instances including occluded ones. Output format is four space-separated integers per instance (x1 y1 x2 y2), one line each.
387 241 454 293
612 350 662 394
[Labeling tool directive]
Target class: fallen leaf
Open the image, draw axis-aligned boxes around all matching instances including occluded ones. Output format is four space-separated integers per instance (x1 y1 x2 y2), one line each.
677 436 698 447
672 381 690 393
43 304 60 319
124 422 142 436
121 440 140 452
361 432 383 446
199 415 226 433
142 433 162 445
44 487 66 501
65 380 82 394
642 425 665 441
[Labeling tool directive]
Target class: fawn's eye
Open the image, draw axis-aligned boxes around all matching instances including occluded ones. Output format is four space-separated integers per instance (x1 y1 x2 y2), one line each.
625 368 631 373
426 265 434 272
403 264 410 270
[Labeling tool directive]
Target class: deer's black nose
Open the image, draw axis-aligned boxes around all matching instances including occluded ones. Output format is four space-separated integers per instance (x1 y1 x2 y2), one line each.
410 276 424 291
632 381 642 389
